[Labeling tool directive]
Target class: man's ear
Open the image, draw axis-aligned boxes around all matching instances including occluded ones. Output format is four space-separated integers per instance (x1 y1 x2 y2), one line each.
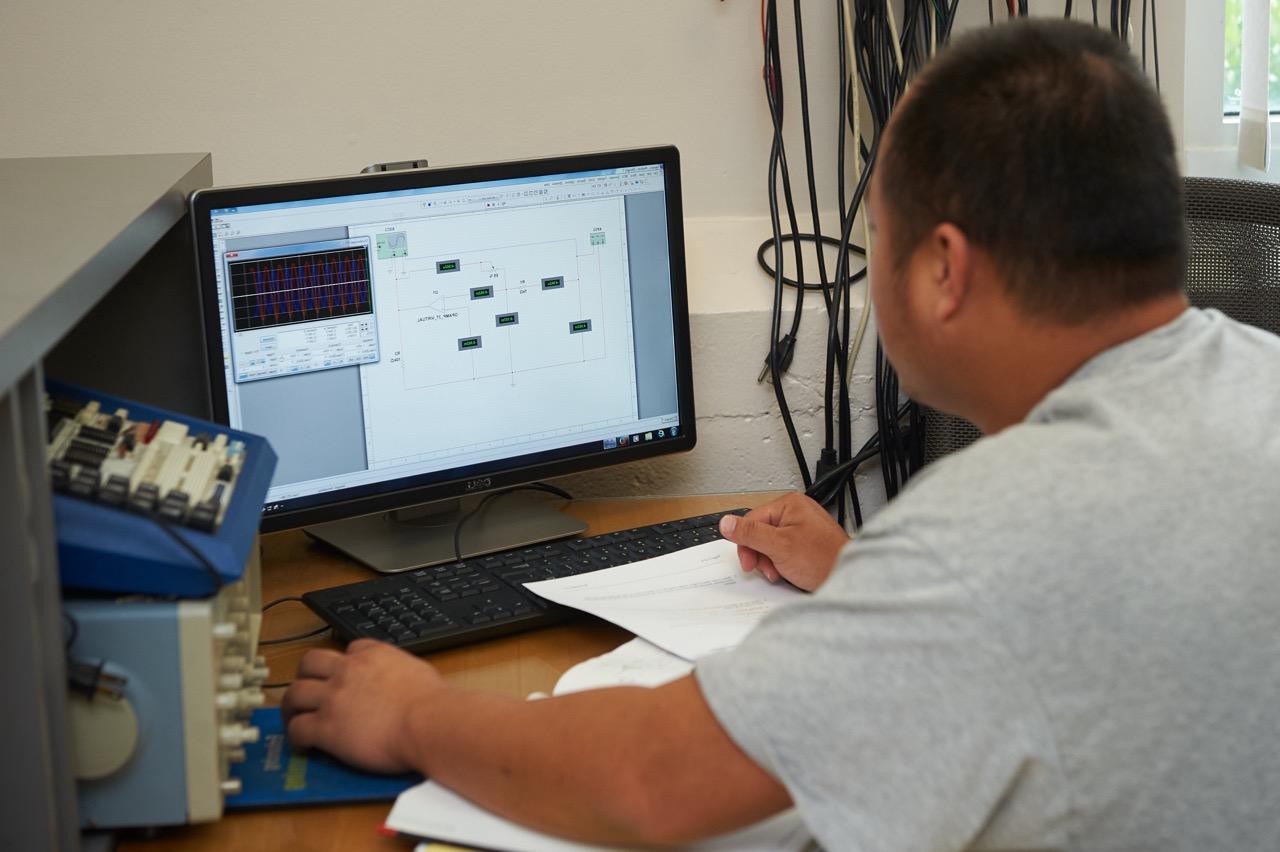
929 223 971 323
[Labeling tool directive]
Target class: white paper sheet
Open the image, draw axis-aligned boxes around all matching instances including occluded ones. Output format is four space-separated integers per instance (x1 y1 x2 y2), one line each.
524 540 802 661
552 637 693 696
391 780 810 852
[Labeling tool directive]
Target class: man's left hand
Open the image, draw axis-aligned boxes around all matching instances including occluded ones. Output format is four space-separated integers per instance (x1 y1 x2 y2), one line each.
281 639 445 774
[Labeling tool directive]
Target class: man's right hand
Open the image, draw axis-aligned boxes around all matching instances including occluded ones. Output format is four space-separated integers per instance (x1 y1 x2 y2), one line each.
718 493 850 592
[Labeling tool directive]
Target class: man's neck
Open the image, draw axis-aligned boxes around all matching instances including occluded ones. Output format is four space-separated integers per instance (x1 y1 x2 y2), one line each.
969 293 1190 435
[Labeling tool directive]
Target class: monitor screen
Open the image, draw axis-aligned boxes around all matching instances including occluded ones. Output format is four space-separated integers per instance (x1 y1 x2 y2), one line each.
192 147 694 532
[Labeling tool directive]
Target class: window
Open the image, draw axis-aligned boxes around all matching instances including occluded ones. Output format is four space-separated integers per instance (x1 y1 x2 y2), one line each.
1222 0 1280 115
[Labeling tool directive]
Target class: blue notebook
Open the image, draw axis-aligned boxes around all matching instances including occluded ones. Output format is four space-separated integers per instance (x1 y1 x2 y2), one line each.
225 708 421 809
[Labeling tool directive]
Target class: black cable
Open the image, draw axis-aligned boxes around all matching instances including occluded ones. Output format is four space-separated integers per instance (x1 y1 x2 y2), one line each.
837 0 850 235
452 482 574 564
792 0 828 299
806 401 914 513
945 0 961 41
763 0 809 338
763 0 813 487
259 625 330 646
766 142 814 487
1150 0 1159 92
155 517 223 594
755 234 866 290
1141 0 1147 72
63 611 78 650
259 595 332 645
829 0 857 511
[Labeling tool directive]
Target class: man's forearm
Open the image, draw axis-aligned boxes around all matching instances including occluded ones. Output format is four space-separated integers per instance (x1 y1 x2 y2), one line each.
405 683 662 843
403 675 790 846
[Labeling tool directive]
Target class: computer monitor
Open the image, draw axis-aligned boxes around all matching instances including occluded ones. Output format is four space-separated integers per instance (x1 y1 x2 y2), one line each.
191 146 695 572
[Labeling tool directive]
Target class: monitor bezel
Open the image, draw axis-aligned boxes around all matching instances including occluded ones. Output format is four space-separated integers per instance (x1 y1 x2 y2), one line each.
190 146 695 533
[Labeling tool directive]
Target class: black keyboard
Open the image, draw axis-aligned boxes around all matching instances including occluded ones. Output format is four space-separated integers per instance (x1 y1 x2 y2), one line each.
302 510 747 655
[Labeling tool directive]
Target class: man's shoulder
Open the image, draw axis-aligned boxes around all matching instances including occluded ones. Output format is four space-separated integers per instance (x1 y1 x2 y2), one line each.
872 421 1085 532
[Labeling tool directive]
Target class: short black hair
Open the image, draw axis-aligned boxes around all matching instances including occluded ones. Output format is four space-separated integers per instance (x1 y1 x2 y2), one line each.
879 19 1185 322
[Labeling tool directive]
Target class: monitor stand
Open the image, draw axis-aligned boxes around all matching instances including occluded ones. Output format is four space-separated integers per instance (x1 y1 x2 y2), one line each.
302 492 587 574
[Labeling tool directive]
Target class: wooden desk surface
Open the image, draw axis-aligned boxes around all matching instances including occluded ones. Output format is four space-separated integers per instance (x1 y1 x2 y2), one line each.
119 492 781 852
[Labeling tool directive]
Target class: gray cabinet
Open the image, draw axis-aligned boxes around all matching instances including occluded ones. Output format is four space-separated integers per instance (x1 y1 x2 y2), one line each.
0 153 212 851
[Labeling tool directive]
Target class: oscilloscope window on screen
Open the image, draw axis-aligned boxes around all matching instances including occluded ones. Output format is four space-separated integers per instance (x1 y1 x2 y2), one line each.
207 164 681 509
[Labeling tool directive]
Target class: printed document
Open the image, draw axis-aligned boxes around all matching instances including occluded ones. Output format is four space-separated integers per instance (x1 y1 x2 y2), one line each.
553 637 692 695
524 539 803 661
390 779 810 852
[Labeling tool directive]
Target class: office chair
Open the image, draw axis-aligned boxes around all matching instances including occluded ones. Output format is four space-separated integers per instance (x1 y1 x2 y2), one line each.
921 175 1280 465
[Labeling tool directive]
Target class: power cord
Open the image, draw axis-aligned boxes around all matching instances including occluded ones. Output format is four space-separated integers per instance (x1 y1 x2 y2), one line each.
452 482 574 564
62 610 128 701
154 516 224 594
259 596 331 646
257 595 333 690
762 0 814 488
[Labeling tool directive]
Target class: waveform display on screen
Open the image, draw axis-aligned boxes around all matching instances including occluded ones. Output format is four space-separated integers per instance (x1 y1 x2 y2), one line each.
228 247 372 332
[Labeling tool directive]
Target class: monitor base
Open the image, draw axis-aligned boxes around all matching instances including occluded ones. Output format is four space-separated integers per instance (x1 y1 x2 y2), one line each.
303 493 587 574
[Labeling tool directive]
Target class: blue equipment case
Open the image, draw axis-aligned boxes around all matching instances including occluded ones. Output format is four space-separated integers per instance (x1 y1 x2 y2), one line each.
47 380 277 597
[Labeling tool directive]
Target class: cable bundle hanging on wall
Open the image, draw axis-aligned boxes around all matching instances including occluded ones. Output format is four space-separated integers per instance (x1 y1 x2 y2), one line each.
755 0 1160 528
758 0 956 528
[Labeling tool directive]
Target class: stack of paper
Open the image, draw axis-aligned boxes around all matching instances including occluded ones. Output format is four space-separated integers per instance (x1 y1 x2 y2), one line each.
387 783 810 852
552 636 692 695
526 539 803 661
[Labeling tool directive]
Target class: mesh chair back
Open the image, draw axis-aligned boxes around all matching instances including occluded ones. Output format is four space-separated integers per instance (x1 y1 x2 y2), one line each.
920 409 980 465
1183 176 1280 334
921 176 1280 465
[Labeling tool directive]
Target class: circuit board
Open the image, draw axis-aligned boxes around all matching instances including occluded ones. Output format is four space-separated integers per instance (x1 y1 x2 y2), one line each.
46 396 245 533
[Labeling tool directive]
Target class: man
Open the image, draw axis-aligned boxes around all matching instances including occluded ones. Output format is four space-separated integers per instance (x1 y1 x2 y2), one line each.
283 20 1280 850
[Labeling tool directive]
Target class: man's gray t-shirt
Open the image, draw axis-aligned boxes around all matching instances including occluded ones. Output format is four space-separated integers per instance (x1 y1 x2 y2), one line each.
697 308 1280 851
